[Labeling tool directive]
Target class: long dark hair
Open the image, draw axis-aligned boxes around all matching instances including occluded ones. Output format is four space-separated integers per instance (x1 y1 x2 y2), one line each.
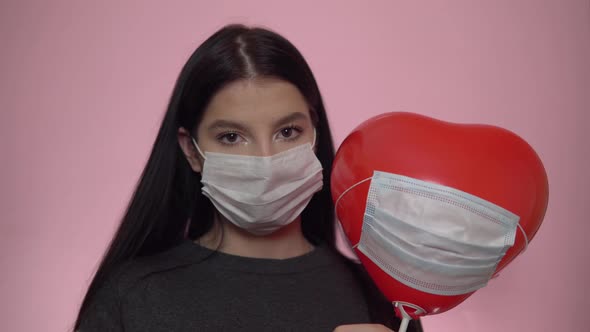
73 24 421 331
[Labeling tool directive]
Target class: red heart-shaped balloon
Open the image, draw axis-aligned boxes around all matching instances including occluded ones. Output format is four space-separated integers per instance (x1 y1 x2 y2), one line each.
331 112 548 317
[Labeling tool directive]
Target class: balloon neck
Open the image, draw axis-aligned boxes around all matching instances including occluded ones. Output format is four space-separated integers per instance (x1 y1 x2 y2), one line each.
393 301 427 320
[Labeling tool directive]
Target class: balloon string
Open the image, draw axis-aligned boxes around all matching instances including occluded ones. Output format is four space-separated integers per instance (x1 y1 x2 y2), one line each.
399 318 410 332
394 302 413 332
334 176 373 249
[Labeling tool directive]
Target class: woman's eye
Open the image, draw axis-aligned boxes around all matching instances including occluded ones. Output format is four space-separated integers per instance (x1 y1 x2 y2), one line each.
218 132 243 145
281 128 294 138
278 126 302 140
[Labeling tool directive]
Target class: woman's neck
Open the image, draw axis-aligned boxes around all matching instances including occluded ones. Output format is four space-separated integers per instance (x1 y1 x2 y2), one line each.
195 213 314 259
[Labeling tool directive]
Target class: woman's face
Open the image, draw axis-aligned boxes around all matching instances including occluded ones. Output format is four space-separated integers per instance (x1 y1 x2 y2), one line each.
179 77 316 173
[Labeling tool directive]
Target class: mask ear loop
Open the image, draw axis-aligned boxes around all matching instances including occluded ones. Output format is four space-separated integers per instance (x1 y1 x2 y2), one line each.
190 136 207 160
517 223 529 253
491 222 529 279
334 176 373 249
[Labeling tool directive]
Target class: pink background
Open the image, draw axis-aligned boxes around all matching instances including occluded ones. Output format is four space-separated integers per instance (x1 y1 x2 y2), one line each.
1 1 588 331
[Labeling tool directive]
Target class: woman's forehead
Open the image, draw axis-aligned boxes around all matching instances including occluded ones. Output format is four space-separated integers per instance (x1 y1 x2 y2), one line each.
200 78 312 127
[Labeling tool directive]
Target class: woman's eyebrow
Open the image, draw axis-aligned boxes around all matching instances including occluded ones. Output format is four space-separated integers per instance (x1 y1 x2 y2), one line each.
207 120 250 132
273 112 308 127
206 112 307 132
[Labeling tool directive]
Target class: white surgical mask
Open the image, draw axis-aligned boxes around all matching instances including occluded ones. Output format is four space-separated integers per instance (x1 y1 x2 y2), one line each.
336 170 527 297
190 131 323 235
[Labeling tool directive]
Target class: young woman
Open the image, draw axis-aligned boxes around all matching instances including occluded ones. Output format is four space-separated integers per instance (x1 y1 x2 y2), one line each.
73 24 423 332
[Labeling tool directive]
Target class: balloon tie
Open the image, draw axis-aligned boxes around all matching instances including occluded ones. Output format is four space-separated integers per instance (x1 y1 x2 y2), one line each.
393 301 425 332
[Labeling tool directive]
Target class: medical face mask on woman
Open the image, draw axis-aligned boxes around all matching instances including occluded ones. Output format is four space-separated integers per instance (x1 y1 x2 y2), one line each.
190 130 323 236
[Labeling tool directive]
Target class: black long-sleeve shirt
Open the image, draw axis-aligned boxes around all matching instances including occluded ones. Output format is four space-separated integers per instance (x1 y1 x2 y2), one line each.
78 239 380 331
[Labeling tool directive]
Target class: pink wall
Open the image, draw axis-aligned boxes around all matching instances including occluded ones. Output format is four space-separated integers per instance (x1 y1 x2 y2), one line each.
1 1 588 331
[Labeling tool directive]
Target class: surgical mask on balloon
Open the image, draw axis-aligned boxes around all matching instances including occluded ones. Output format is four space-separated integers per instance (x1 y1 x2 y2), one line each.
349 171 525 296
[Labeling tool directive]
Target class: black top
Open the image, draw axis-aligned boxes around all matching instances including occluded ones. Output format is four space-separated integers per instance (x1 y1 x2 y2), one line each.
78 239 378 331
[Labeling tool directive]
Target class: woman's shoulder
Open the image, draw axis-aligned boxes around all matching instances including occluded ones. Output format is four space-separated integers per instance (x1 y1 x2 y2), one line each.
108 239 205 292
